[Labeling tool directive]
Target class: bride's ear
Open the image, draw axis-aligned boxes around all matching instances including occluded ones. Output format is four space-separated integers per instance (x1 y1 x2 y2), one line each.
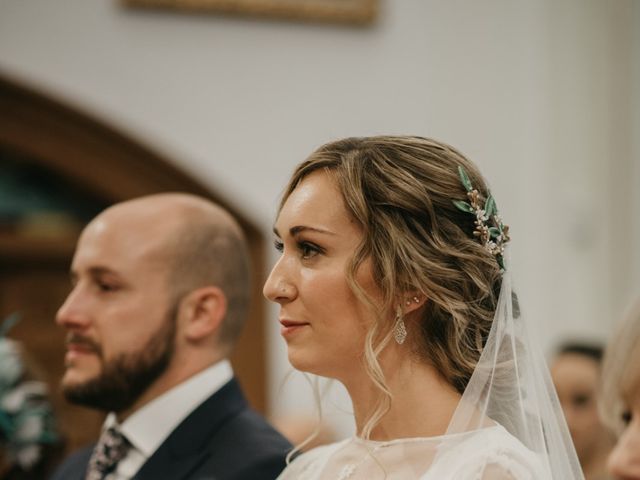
400 292 427 315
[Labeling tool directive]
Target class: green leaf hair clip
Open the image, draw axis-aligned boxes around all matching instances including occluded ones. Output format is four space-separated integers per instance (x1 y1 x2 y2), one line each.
452 166 510 270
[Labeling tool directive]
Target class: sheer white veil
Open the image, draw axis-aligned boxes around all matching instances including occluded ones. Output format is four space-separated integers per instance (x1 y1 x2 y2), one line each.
444 250 584 479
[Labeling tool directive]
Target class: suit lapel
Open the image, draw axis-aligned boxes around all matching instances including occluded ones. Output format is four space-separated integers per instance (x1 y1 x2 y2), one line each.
133 378 247 480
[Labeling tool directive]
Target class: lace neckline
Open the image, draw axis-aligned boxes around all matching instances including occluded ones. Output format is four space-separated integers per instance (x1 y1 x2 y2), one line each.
350 423 502 448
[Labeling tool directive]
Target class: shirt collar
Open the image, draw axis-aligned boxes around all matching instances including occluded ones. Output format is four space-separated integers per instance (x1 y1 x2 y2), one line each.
104 360 233 457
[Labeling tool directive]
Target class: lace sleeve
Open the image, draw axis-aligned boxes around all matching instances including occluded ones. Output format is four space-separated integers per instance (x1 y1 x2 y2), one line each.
483 444 550 479
460 439 549 480
422 426 550 480
445 450 546 480
479 463 518 480
277 441 345 480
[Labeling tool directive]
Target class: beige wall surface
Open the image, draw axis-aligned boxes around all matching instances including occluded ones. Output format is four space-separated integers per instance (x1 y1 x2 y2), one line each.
0 0 637 437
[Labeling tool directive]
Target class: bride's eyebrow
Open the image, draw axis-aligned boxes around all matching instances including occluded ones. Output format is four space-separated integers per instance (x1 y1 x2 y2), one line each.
272 225 337 238
289 225 337 236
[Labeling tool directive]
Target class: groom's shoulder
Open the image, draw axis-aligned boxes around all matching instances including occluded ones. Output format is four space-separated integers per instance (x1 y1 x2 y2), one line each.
220 406 292 453
196 408 292 479
48 444 94 480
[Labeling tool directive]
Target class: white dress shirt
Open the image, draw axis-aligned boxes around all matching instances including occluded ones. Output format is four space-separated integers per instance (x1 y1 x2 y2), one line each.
101 360 233 480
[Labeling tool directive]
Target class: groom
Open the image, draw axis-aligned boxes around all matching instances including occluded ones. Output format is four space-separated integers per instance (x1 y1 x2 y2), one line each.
50 193 290 480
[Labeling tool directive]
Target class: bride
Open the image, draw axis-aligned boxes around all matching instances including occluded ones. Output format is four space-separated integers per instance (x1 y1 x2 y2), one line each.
264 136 583 479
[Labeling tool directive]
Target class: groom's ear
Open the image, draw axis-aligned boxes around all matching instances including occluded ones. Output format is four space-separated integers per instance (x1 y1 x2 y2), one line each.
178 286 227 342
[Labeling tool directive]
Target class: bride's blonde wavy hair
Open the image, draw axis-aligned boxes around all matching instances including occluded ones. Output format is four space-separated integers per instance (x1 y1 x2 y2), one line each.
280 136 503 439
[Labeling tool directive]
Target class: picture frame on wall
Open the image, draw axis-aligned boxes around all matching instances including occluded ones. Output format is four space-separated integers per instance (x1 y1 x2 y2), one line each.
123 0 378 25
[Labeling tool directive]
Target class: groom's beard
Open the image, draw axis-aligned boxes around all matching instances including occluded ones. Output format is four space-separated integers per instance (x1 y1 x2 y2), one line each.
62 308 177 413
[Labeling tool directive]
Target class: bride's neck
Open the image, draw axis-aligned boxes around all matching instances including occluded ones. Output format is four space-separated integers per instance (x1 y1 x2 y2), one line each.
343 353 461 441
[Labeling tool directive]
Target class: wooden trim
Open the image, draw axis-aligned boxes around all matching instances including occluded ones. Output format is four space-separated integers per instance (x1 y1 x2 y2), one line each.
123 0 378 25
0 233 77 263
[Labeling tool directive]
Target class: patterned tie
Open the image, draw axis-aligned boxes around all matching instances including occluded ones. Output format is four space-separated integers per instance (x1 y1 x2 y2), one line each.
85 426 131 480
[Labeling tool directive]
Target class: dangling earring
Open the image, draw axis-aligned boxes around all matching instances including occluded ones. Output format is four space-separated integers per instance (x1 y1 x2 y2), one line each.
393 307 407 345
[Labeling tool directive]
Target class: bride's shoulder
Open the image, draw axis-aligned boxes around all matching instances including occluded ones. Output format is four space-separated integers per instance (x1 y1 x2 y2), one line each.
425 426 549 480
468 424 534 452
276 439 349 480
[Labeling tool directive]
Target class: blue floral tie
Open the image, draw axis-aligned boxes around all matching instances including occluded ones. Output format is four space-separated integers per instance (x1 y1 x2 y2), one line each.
86 426 131 480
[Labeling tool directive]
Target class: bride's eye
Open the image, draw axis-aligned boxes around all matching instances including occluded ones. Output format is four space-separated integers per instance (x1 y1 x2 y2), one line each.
274 239 284 253
621 410 632 426
298 241 323 259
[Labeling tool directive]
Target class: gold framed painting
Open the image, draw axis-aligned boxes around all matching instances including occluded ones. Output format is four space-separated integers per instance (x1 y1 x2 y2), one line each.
123 0 378 25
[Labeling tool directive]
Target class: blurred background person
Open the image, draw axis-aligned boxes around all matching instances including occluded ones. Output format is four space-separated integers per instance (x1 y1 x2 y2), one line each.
0 315 64 480
551 342 615 480
601 297 640 480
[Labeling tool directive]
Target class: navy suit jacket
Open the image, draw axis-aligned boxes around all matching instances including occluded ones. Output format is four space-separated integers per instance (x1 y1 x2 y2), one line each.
49 378 291 480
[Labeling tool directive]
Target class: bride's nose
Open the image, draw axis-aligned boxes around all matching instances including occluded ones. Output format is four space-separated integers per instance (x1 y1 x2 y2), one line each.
263 258 297 304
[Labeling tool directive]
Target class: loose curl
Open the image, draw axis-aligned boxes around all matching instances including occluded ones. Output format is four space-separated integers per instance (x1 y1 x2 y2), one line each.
280 136 503 438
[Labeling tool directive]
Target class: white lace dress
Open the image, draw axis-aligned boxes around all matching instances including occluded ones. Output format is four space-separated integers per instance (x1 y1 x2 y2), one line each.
277 425 549 480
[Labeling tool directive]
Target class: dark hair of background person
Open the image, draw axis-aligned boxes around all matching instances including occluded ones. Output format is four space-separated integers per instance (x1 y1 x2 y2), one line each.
557 342 604 363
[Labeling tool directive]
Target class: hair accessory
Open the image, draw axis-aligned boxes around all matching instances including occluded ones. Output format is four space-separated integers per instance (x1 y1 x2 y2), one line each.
452 166 510 270
405 297 420 307
393 308 407 345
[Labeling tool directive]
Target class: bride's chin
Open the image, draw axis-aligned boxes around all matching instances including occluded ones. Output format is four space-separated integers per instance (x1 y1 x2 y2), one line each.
287 350 325 376
287 351 312 373
287 355 346 383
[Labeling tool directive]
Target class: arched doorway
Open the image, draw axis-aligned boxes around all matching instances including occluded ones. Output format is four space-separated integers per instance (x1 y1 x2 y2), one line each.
0 73 268 455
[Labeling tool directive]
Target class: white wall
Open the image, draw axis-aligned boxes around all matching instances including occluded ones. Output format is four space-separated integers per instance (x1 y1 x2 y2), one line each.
0 0 637 438
633 2 640 295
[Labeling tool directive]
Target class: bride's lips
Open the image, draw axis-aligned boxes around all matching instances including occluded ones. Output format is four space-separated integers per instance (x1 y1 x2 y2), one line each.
280 319 310 337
